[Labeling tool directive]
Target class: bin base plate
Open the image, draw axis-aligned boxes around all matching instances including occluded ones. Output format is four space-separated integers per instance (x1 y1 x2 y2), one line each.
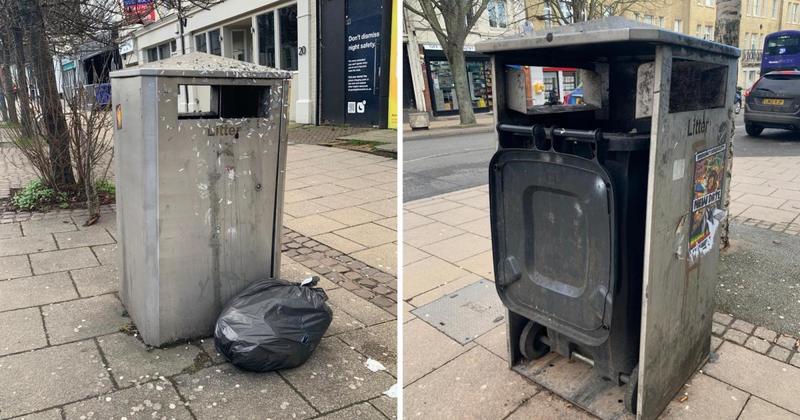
513 352 634 420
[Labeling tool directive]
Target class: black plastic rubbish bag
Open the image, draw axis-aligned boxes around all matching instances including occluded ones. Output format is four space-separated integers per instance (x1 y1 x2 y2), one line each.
214 276 333 372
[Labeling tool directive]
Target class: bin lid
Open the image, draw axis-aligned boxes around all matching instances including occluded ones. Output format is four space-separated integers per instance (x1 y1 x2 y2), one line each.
110 52 293 79
475 17 740 58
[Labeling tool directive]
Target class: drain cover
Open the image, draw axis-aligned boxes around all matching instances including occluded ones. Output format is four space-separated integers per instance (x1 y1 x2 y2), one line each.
412 279 505 344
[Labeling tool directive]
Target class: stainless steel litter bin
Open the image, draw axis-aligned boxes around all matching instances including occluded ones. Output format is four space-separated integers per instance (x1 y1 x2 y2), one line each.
477 17 739 419
110 52 291 347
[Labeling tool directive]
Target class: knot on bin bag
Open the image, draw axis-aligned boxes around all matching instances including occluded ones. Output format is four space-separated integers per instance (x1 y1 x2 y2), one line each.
214 276 333 372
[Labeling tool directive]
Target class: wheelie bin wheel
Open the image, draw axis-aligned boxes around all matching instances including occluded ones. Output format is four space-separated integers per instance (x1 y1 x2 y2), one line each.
624 366 639 415
519 321 550 360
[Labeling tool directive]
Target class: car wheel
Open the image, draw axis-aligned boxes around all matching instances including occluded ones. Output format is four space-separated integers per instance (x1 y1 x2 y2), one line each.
745 123 764 136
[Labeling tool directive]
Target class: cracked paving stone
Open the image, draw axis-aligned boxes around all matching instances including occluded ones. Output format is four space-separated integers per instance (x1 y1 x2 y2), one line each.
173 364 315 419
97 333 202 386
7 408 62 420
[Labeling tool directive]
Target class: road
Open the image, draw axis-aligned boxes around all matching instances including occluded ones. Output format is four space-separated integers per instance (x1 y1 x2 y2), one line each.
403 115 800 201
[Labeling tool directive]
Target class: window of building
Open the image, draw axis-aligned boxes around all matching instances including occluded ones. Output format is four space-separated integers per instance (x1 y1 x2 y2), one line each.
704 25 713 40
255 5 298 71
746 0 753 15
563 71 578 91
195 33 207 53
753 0 761 16
658 16 665 27
696 24 702 37
208 29 221 56
257 11 276 67
634 12 641 21
146 47 158 63
488 0 508 28
673 19 683 32
773 0 779 17
705 0 713 6
644 15 653 24
278 5 298 71
158 42 171 60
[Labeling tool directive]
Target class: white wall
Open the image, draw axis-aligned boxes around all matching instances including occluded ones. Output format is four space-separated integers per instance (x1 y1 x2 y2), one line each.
127 0 315 124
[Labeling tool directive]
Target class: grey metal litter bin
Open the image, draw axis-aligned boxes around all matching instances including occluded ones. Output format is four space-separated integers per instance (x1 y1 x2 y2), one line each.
477 17 739 419
110 53 291 347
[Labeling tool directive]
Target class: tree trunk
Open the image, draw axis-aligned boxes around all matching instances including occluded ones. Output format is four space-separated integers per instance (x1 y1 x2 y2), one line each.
444 46 477 125
8 5 34 139
0 32 19 125
715 0 741 249
28 0 75 186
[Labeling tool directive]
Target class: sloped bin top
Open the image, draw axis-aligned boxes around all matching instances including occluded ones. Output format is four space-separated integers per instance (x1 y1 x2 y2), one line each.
475 17 740 58
110 52 293 79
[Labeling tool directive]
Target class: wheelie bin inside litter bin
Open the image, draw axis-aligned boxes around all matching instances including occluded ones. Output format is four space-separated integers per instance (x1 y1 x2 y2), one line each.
110 53 291 347
476 17 739 420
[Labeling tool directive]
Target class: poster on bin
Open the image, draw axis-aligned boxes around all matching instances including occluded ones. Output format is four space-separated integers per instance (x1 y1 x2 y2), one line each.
688 143 727 266
345 0 383 126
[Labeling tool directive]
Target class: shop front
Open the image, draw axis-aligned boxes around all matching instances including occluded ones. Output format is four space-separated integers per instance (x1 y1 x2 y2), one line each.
422 45 493 116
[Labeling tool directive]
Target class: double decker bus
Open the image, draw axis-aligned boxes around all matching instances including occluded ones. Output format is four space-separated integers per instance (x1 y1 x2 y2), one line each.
761 30 800 74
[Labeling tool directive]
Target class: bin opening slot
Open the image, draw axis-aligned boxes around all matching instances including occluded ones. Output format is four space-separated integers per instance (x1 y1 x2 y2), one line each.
669 60 727 113
178 84 271 119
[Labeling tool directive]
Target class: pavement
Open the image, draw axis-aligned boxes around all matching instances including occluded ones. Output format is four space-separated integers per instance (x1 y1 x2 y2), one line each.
402 113 495 141
402 118 800 418
0 143 397 419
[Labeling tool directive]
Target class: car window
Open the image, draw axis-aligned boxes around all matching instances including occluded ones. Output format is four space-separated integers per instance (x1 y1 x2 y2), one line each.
754 73 800 95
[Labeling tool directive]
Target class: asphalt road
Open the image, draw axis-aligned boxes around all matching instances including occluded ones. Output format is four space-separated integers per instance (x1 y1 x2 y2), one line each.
403 115 800 201
404 114 800 333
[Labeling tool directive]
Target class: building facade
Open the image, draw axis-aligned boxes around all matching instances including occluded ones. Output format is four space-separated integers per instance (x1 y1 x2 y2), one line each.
524 0 800 90
403 0 527 116
120 0 393 127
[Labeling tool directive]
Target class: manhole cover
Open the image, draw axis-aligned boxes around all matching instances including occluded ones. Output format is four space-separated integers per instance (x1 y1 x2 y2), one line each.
411 279 505 344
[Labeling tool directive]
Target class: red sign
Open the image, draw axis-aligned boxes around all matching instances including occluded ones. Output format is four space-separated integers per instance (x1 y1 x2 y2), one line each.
123 0 156 24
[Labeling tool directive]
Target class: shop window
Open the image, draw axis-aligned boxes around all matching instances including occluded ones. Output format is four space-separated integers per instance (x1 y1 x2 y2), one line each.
563 72 578 91
209 29 221 56
488 0 507 28
257 11 276 67
195 33 207 53
279 5 298 70
427 58 492 114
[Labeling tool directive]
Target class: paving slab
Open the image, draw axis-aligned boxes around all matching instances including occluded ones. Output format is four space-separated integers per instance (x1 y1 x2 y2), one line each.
475 323 509 362
421 232 490 263
660 373 748 419
90 243 118 267
326 304 367 337
20 217 76 236
197 338 227 365
0 255 31 280
174 364 316 419
703 341 800 415
0 235 57 257
403 318 473 385
285 214 347 237
507 390 595 420
0 224 21 240
334 223 395 247
0 308 46 356
280 337 395 413
8 408 62 420
339 321 397 376
98 333 202 385
404 346 538 419
403 221 464 248
53 229 115 250
370 396 397 419
29 247 98 275
70 265 118 297
62 380 191 420
351 243 396 275
42 295 128 345
0 272 77 312
739 396 800 420
404 256 467 299
358 199 396 218
316 402 386 419
327 288 394 326
0 340 112 419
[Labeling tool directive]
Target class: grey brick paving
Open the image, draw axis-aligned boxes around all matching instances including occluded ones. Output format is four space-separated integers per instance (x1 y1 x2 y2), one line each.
62 380 192 420
0 308 46 356
280 337 395 413
42 295 128 345
0 234 57 257
0 255 31 280
0 340 113 418
0 272 77 312
29 247 99 275
69 265 118 297
173 364 316 419
20 217 76 236
98 333 202 386
53 229 114 249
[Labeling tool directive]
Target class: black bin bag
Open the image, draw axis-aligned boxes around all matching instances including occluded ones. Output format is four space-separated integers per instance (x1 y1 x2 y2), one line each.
214 277 333 372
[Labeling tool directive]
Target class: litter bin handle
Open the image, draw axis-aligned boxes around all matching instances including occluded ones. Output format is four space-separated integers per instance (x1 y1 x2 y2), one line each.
496 124 649 152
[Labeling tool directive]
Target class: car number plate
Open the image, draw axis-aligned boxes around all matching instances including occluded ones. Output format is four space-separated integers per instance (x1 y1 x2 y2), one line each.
762 98 785 105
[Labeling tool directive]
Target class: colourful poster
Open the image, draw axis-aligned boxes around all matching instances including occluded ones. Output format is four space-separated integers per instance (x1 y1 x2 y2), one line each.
688 143 727 265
